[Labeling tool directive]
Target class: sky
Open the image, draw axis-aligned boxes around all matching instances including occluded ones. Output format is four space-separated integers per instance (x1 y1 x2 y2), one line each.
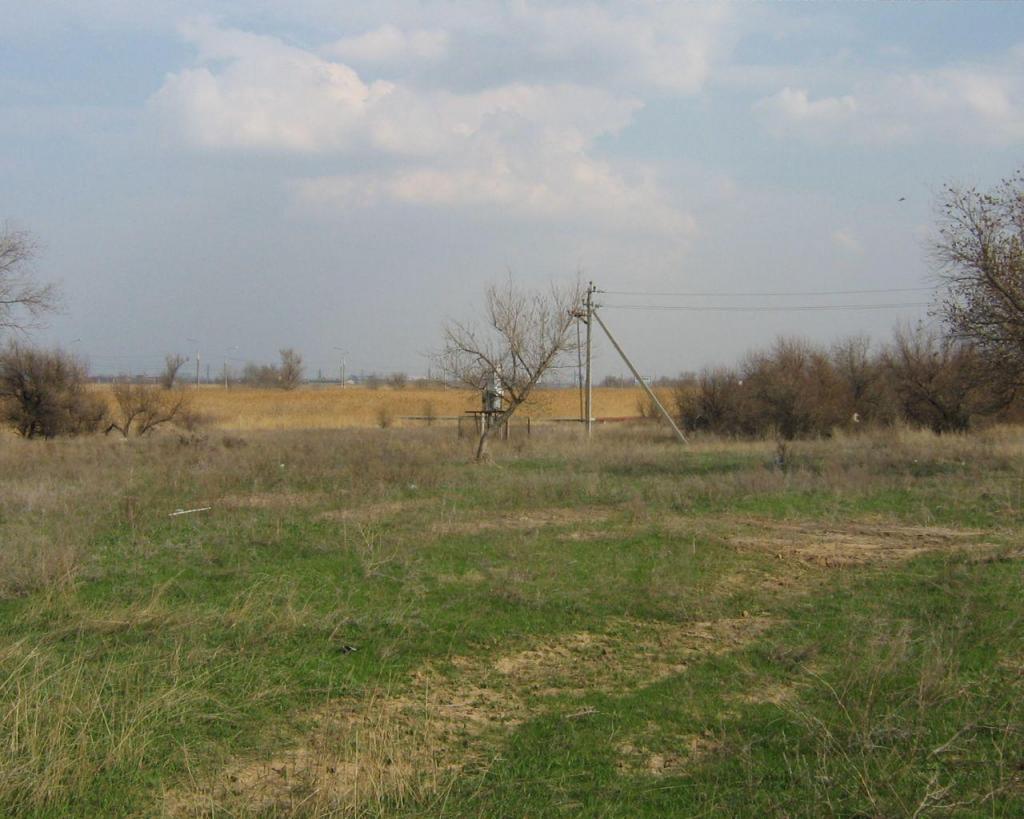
3 1 1023 380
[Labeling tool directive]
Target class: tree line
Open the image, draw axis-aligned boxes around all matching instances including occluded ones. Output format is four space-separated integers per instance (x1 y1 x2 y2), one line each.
2 168 1024 442
672 327 1016 439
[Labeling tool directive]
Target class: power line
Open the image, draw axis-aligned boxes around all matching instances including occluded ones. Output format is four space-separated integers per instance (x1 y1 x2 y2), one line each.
600 301 929 313
602 286 933 298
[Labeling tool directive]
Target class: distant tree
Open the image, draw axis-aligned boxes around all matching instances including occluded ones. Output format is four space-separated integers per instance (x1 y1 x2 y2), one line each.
106 381 188 437
278 348 304 390
830 335 895 425
387 372 408 389
242 362 279 388
440 277 583 460
934 171 1024 390
0 225 59 335
741 337 845 440
675 366 749 435
0 343 106 437
884 325 995 434
159 353 188 390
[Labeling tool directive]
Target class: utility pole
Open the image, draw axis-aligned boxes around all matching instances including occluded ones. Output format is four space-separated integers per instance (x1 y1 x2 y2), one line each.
585 281 594 439
590 307 687 444
187 339 200 387
333 347 347 388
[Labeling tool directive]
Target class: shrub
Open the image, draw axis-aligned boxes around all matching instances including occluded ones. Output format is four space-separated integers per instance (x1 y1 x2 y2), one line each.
884 326 995 434
105 382 190 437
0 343 106 438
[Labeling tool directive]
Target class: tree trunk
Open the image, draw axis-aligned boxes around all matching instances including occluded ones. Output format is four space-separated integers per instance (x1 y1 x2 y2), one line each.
475 426 493 461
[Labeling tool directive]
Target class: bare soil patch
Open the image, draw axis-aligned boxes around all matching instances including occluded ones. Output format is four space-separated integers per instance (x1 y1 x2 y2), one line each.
431 507 611 536
617 730 723 777
169 614 771 816
220 491 327 510
316 498 431 524
724 518 991 567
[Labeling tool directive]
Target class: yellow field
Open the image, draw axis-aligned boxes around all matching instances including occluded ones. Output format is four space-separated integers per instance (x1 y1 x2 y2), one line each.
171 385 673 431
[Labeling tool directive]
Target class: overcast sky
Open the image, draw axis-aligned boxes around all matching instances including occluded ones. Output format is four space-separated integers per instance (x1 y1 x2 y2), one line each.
3 2 1023 379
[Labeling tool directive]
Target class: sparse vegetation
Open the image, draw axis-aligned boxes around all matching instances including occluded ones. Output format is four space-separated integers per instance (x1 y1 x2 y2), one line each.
0 423 1021 816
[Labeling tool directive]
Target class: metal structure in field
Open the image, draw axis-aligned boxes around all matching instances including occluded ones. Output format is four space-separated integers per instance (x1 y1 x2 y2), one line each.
576 281 688 444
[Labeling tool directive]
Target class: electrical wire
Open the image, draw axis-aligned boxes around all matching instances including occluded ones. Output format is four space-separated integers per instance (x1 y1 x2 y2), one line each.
601 286 933 298
600 302 929 313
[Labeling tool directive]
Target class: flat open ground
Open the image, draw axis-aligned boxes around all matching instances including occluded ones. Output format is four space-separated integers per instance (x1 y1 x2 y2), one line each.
126 385 671 431
1 425 1022 816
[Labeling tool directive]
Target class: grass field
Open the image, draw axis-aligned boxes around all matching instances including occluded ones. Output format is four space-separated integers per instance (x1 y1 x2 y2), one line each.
1 423 1022 816
154 385 669 430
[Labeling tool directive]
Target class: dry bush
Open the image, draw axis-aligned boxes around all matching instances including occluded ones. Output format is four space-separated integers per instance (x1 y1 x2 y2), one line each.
0 343 106 438
106 382 189 437
740 337 846 440
884 325 997 434
830 335 897 426
675 367 749 436
387 372 408 390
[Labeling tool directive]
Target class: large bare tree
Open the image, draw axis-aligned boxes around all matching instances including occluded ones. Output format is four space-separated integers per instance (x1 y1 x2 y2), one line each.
0 226 58 334
934 171 1024 389
441 277 583 460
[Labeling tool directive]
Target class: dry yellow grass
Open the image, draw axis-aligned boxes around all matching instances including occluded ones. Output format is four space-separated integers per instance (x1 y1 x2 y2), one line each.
96 385 674 431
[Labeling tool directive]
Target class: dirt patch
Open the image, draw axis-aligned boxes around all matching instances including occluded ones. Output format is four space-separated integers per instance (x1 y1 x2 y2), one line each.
489 616 773 698
725 518 991 567
171 670 526 818
730 681 795 706
617 731 723 777
220 491 326 510
432 507 611 536
169 614 771 816
317 498 430 524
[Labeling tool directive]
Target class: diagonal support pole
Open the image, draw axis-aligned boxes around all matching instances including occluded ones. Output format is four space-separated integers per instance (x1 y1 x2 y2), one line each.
591 307 688 444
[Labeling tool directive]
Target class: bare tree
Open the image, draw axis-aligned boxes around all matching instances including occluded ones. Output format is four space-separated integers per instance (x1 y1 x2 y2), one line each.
159 353 188 390
105 381 188 437
441 277 583 460
386 371 408 389
934 171 1024 389
0 226 59 334
0 342 106 437
279 348 304 390
884 324 991 434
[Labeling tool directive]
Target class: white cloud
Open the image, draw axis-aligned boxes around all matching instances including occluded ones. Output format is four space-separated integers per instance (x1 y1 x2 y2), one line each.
753 49 1024 145
296 149 694 237
755 87 857 132
324 24 449 63
150 20 692 238
512 2 734 93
